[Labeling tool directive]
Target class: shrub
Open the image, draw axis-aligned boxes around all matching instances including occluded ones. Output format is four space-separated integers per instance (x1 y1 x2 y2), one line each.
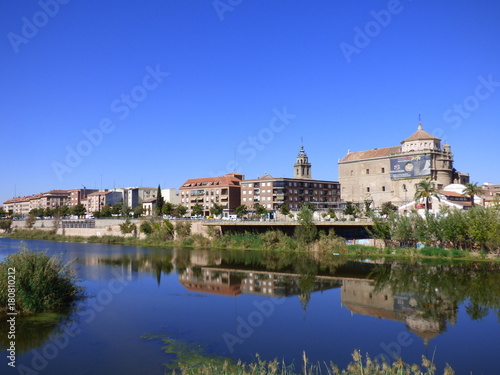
0 219 13 233
175 221 192 240
0 244 82 313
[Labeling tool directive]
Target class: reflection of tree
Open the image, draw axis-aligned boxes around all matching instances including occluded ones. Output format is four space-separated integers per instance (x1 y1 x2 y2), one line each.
0 309 74 355
371 262 500 322
174 251 191 275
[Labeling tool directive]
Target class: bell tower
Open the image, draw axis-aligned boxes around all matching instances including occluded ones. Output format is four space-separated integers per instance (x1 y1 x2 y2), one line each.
294 141 312 179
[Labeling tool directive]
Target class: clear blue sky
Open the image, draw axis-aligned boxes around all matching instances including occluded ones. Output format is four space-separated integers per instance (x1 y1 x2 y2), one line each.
1 0 499 204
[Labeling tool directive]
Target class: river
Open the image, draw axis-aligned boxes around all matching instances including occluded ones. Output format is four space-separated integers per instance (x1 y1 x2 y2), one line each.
1 238 499 374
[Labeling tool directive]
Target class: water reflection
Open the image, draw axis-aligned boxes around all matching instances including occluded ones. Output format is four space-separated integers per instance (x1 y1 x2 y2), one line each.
71 248 500 346
0 310 75 355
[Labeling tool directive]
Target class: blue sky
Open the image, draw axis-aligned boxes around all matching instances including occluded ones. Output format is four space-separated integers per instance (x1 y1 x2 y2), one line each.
1 0 499 204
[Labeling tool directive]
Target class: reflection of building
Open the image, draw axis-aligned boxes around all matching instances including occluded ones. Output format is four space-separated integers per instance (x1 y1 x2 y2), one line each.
179 268 242 296
338 123 469 208
341 279 457 343
179 267 342 310
241 144 341 212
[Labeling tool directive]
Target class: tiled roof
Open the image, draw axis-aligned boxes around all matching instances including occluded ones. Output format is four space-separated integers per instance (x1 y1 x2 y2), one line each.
180 175 242 189
402 129 440 143
340 146 401 162
440 190 466 198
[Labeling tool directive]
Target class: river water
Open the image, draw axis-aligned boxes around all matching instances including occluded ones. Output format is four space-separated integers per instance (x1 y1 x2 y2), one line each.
0 238 499 374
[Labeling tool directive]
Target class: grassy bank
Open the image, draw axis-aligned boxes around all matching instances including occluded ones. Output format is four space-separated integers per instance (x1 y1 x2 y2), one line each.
142 331 454 375
0 243 83 313
2 228 497 262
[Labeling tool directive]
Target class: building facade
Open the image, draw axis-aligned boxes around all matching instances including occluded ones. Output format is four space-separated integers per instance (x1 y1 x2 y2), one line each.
242 145 341 213
179 173 243 217
338 123 469 208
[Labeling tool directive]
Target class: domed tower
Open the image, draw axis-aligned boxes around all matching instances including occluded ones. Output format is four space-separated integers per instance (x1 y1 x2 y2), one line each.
294 143 312 179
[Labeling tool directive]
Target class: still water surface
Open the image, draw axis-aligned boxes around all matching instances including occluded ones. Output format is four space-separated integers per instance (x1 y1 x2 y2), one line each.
1 238 499 374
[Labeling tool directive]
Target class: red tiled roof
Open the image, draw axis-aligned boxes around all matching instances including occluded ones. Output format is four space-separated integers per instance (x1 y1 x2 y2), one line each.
439 190 466 198
402 129 440 143
180 175 242 189
340 146 401 162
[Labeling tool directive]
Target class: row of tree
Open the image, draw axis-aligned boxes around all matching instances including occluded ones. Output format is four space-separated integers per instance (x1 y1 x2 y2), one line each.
369 205 500 251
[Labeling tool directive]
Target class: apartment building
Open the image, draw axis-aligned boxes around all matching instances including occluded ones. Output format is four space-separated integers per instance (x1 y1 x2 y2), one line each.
241 145 341 213
178 173 243 217
85 191 123 213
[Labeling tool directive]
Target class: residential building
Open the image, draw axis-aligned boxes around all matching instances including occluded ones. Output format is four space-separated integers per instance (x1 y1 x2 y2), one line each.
123 187 156 208
179 173 244 217
480 183 500 206
3 190 70 216
241 145 341 213
85 191 123 213
68 188 99 207
161 188 178 204
338 122 469 209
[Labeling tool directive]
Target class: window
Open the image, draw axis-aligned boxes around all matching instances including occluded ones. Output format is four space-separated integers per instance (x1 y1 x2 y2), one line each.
243 191 246 194
366 169 370 174
381 167 385 173
382 186 386 192
367 187 370 192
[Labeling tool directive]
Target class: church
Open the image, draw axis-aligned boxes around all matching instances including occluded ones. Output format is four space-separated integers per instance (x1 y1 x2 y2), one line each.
338 122 469 209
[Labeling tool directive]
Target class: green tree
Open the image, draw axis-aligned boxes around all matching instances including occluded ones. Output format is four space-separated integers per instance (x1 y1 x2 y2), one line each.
343 201 355 216
210 203 224 218
301 202 316 212
0 219 12 233
100 204 113 217
414 180 440 212
462 182 484 207
121 204 132 217
156 185 164 216
279 204 290 216
381 201 397 217
191 203 203 217
111 203 123 216
294 205 318 244
133 205 143 218
140 221 153 235
119 218 137 237
162 202 174 216
254 203 268 218
176 205 187 217
57 205 70 217
71 203 87 217
0 208 6 218
235 204 248 218
326 208 336 219
25 214 36 229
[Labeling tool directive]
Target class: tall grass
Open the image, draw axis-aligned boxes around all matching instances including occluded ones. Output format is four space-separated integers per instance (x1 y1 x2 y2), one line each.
0 243 83 313
172 350 455 375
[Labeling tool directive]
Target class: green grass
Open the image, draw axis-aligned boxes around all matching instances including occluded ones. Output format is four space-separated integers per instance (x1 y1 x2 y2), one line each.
0 243 83 313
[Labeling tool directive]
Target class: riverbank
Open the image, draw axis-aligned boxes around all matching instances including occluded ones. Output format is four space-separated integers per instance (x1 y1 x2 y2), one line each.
2 228 498 262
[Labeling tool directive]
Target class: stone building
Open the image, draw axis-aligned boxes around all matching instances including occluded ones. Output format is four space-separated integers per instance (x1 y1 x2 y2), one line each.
338 123 469 208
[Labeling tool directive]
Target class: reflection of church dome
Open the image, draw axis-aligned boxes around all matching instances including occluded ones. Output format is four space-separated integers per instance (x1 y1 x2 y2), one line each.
442 184 467 194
